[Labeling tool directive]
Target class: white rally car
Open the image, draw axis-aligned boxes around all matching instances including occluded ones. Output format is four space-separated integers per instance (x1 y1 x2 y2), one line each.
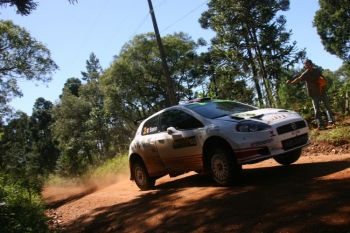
129 99 309 190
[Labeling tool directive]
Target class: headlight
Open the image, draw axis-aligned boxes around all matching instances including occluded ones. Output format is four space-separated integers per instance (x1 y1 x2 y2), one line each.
236 120 271 132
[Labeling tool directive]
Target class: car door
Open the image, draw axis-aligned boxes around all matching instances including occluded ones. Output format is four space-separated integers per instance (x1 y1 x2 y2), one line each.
156 109 204 172
138 115 166 177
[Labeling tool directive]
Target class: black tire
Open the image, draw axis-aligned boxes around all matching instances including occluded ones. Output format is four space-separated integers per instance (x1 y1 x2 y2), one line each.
274 149 302 165
132 161 155 190
208 147 241 186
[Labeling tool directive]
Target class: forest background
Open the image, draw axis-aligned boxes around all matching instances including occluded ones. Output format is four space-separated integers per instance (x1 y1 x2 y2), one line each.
0 0 350 232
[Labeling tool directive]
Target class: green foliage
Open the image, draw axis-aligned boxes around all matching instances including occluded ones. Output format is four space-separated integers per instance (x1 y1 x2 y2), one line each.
198 51 255 104
0 98 58 188
46 154 128 186
81 53 103 82
52 91 93 176
102 32 206 131
85 154 129 180
199 0 305 107
314 0 350 61
0 173 49 233
0 112 45 194
53 53 122 176
0 0 38 15
322 69 348 114
61 77 82 97
0 0 77 16
334 63 350 113
0 20 58 119
210 77 254 104
278 68 311 111
30 98 59 175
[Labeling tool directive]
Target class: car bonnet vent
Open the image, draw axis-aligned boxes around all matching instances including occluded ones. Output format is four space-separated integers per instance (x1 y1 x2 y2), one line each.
250 114 264 120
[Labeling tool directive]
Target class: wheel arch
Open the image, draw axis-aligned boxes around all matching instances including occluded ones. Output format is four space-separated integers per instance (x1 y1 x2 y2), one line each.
129 153 144 180
202 136 236 171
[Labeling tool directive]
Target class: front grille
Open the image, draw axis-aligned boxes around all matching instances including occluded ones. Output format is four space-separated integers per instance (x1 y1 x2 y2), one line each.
277 120 307 135
282 134 308 150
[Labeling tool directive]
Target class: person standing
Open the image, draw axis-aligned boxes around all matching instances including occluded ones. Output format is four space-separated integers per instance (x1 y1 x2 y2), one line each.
286 59 335 129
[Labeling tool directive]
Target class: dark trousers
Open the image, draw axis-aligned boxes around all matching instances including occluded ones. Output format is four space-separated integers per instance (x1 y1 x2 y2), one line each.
311 92 335 127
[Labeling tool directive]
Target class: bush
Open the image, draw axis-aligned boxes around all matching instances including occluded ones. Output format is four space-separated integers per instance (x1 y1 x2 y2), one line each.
0 173 49 233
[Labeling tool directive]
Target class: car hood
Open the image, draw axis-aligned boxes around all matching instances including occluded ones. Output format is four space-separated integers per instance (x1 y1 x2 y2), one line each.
220 108 301 125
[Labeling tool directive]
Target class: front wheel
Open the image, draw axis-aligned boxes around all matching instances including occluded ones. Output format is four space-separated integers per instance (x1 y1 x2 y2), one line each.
132 161 155 190
274 149 302 165
209 148 241 186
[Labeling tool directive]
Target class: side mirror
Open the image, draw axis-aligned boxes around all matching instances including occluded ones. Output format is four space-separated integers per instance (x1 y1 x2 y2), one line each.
167 127 182 139
167 127 177 135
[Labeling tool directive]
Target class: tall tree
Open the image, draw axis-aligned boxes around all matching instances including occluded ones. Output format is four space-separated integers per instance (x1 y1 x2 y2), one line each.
314 0 350 61
0 111 43 193
80 53 114 158
102 32 205 129
0 20 58 118
199 50 255 104
52 85 92 176
0 0 77 15
0 98 59 185
61 77 82 97
53 54 113 176
199 0 305 107
81 53 103 82
30 97 59 175
334 63 350 113
0 112 31 171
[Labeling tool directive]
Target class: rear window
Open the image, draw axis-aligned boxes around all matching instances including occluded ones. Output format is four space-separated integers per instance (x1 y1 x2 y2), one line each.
184 100 257 119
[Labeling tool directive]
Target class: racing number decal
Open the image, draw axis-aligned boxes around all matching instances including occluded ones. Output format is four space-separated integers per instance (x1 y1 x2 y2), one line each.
173 136 197 149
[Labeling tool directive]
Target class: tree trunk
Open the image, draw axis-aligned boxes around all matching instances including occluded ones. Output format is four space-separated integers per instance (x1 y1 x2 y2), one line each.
244 34 264 107
248 27 275 107
346 91 349 114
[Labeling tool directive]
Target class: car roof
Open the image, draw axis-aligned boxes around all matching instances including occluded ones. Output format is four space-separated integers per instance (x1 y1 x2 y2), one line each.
142 98 244 123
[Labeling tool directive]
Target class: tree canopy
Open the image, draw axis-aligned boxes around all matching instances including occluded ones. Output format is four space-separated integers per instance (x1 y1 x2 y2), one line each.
199 0 305 107
102 32 206 125
314 0 350 62
0 20 58 118
0 0 77 15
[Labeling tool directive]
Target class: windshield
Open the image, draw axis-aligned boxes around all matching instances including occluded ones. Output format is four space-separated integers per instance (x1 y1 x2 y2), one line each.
184 100 257 119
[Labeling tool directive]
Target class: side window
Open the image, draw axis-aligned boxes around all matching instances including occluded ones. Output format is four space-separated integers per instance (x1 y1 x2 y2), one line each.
141 115 159 135
159 109 203 131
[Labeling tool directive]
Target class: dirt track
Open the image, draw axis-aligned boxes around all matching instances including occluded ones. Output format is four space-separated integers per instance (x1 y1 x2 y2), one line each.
43 153 350 233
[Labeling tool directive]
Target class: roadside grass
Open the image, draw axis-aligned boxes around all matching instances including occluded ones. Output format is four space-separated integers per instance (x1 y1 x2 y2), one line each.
86 154 129 179
309 125 350 146
46 154 129 187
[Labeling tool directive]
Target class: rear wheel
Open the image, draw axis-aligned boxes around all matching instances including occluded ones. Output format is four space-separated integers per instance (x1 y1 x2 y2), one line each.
274 149 302 165
132 161 155 190
209 147 241 185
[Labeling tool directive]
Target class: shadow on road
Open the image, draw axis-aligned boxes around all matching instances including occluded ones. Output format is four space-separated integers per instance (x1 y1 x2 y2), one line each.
62 159 350 233
44 186 98 209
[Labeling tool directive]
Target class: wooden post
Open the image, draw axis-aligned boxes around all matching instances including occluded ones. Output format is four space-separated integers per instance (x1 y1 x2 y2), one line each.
147 0 177 106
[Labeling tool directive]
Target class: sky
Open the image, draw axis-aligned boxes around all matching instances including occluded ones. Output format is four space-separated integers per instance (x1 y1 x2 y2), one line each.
0 0 343 115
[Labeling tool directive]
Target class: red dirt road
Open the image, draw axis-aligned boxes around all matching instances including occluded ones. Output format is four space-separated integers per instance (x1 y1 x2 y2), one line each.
43 153 350 233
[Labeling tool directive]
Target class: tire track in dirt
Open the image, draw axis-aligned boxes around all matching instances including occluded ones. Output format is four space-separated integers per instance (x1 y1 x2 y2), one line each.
43 154 350 233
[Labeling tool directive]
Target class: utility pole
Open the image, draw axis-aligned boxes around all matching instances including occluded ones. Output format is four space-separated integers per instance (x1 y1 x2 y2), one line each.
147 0 177 106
